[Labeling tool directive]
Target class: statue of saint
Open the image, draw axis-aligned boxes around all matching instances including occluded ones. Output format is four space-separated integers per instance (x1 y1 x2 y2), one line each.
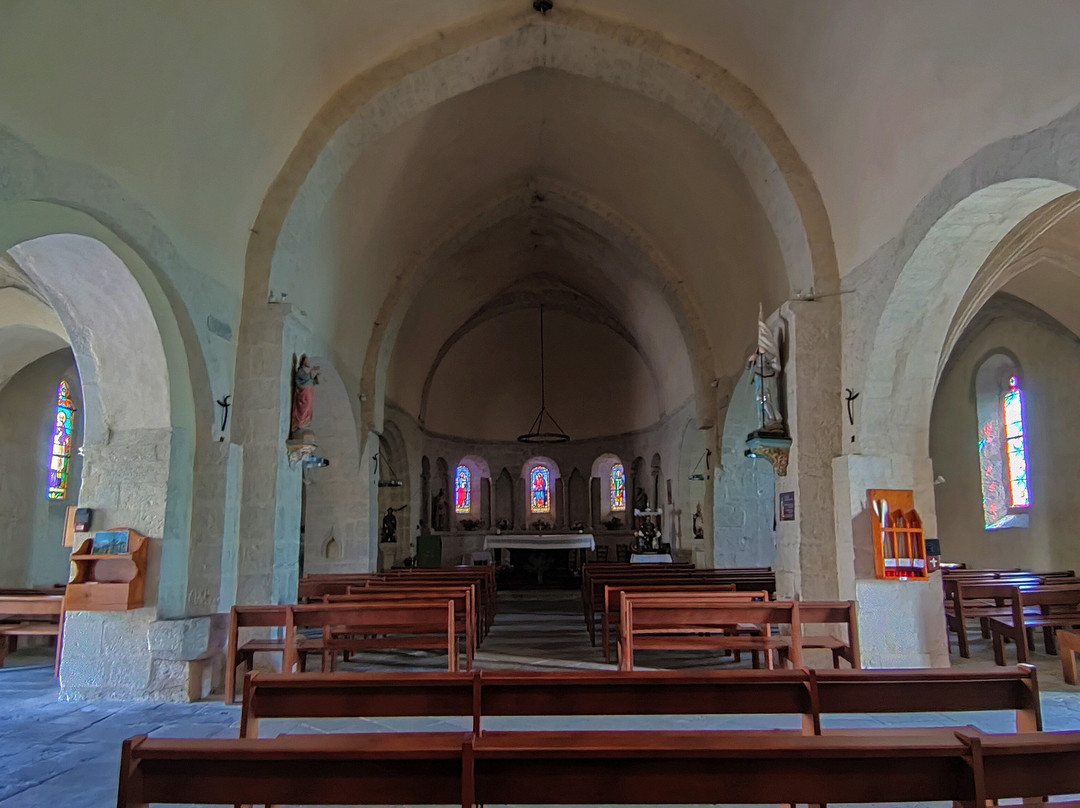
380 507 398 543
746 305 784 433
431 488 449 531
693 504 704 539
289 354 320 440
636 517 661 552
633 487 649 513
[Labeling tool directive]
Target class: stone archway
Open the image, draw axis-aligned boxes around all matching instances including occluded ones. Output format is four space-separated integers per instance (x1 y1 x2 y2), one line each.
1 219 205 699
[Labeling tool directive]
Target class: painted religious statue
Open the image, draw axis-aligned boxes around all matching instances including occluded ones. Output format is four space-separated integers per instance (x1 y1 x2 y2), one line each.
692 504 704 539
381 506 405 543
746 305 785 434
289 354 320 441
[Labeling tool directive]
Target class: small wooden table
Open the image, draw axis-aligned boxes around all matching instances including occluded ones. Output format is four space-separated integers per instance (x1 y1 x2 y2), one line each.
0 594 65 673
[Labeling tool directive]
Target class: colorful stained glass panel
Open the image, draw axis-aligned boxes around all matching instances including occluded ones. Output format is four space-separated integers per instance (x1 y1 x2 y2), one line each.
47 381 74 500
455 465 471 514
530 466 551 514
1002 378 1030 509
610 463 626 511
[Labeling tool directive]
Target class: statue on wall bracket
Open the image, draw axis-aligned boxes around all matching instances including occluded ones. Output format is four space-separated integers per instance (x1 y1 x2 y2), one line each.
745 305 792 476
286 354 321 465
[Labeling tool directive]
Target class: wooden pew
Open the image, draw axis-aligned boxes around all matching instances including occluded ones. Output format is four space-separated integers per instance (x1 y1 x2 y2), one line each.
117 733 466 808
798 600 861 669
1059 628 1080 685
284 600 459 672
945 574 1080 657
583 567 776 645
0 594 65 674
618 595 801 671
600 583 738 662
123 730 1080 807
988 584 1080 664
225 605 321 704
811 664 1042 734
238 668 817 738
334 586 477 668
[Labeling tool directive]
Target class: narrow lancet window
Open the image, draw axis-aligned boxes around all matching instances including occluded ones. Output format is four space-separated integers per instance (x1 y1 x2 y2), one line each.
47 381 74 500
455 465 471 514
530 466 551 514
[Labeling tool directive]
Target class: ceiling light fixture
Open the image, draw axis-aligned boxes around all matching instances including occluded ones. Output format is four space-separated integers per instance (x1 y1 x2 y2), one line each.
517 304 570 444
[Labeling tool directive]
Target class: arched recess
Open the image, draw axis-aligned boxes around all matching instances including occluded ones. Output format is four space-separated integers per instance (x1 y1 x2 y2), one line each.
0 204 201 620
860 179 1076 457
302 358 366 575
452 454 490 529
590 453 626 523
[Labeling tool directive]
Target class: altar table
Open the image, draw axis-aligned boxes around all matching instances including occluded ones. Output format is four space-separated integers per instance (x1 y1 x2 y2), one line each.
483 533 596 551
630 553 673 563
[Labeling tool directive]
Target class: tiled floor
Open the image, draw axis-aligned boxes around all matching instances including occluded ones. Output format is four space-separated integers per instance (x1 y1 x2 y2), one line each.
1 594 1079 806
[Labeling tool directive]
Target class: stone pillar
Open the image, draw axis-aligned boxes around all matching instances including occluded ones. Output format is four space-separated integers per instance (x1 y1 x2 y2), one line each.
774 299 842 601
831 453 949 667
480 477 491 529
515 477 527 530
555 476 567 529
231 303 302 606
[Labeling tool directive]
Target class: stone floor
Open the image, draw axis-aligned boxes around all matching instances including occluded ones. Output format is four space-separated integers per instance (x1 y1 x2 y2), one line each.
1 594 1079 806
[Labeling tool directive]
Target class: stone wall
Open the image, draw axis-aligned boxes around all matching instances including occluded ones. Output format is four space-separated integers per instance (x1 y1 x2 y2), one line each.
0 349 82 588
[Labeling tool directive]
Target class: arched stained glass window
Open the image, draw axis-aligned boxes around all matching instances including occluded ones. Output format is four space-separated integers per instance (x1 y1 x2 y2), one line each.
610 463 626 511
455 465 471 514
1002 376 1030 509
530 466 551 514
976 356 1030 530
47 381 74 500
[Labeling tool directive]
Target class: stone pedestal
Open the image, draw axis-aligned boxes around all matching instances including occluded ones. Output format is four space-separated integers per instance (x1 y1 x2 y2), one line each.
831 453 949 668
60 611 227 702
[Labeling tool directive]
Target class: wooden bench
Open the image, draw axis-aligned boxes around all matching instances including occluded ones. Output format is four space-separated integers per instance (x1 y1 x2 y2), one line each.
583 567 775 645
333 586 477 668
945 574 1080 657
600 583 739 661
0 594 65 674
237 665 1043 740
118 729 1080 807
285 600 459 672
618 595 802 671
988 584 1080 664
225 605 323 704
799 600 861 668
1058 628 1080 685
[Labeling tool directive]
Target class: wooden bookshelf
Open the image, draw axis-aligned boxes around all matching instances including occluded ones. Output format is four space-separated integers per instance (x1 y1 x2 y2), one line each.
67 529 148 610
868 489 928 582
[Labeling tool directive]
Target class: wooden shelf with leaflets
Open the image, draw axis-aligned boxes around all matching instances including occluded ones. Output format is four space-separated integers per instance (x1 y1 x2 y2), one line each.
868 489 928 582
67 528 147 610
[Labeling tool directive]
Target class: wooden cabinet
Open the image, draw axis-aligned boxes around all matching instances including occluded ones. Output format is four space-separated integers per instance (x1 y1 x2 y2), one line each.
868 489 928 582
67 529 148 610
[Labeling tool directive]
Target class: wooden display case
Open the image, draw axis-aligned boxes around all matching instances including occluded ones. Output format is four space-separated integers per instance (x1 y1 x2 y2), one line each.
67 529 148 610
868 489 928 582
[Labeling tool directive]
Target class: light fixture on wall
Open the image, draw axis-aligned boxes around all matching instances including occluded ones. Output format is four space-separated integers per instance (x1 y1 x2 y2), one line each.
372 451 404 487
518 304 570 444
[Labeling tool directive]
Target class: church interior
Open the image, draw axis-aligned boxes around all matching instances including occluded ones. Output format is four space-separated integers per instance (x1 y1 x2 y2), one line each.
4 1 1080 804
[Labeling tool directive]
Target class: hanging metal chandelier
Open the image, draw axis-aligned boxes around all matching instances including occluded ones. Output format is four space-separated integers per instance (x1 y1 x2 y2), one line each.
517 304 571 444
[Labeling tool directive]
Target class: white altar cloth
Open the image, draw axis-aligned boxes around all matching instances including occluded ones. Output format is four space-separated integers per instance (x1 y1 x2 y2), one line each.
630 553 673 563
483 533 596 551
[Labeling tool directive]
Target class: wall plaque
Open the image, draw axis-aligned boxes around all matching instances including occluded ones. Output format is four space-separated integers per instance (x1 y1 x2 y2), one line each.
779 491 795 521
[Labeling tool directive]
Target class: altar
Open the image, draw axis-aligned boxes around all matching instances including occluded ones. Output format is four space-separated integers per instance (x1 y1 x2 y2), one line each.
483 533 596 551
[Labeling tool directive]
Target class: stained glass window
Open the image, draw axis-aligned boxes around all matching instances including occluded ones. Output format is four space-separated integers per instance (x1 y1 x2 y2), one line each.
610 463 626 511
455 465 471 514
47 381 74 500
530 466 551 514
977 358 1031 530
1002 376 1030 509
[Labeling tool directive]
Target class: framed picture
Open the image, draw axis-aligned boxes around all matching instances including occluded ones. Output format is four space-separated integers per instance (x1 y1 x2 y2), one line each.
779 492 795 521
91 533 116 555
111 531 130 555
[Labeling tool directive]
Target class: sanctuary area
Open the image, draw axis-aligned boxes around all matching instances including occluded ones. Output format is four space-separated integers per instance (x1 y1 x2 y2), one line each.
3 2 1080 805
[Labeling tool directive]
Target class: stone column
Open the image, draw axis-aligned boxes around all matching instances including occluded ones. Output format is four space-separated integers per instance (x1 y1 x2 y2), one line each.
773 299 842 601
231 303 302 606
555 476 567 529
831 453 949 667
